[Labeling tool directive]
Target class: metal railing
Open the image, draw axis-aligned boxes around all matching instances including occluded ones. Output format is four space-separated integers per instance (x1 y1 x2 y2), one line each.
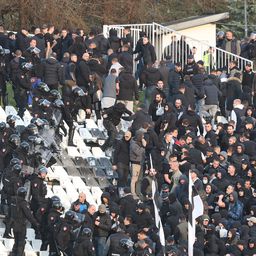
103 22 253 72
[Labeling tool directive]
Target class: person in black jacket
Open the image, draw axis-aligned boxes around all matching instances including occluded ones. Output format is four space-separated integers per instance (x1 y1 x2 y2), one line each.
60 29 73 59
141 63 163 108
112 131 131 188
32 28 46 59
201 78 222 122
73 228 96 256
10 187 40 256
42 52 64 90
117 69 139 112
16 29 30 53
178 105 204 135
103 226 131 256
168 62 182 98
30 165 48 217
225 73 243 112
76 52 91 89
93 204 112 256
108 28 121 53
17 62 33 118
121 26 134 54
119 44 133 73
138 36 156 66
102 102 133 151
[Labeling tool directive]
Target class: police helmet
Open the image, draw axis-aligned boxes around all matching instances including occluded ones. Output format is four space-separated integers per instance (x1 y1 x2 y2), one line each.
120 238 134 249
17 187 27 198
51 195 61 203
27 123 39 135
21 62 33 71
65 210 75 221
38 82 50 92
12 164 22 173
82 228 92 237
39 99 51 108
73 87 86 97
52 200 62 210
6 115 17 125
41 119 50 128
9 134 21 147
31 117 45 127
50 89 61 99
38 165 48 174
0 122 6 130
10 158 21 167
20 141 30 153
53 99 64 108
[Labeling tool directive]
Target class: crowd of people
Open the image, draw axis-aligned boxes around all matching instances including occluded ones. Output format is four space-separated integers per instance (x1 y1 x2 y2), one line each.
0 22 256 256
217 30 256 64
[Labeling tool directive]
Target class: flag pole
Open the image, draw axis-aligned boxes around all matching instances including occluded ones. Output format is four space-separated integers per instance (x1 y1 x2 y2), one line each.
188 171 194 256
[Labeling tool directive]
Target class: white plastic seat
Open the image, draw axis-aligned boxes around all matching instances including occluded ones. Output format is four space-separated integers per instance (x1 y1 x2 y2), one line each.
4 238 14 250
79 147 93 158
39 251 49 256
0 227 5 236
0 106 7 121
5 106 17 116
79 127 93 140
91 187 103 206
91 147 105 157
25 251 38 256
0 240 8 252
26 228 35 240
23 110 32 126
51 166 69 178
25 241 34 251
85 119 98 130
31 239 42 251
52 185 71 210
46 186 54 198
96 119 105 131
67 147 81 157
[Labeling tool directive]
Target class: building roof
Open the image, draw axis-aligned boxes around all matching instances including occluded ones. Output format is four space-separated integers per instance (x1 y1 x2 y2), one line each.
163 12 229 31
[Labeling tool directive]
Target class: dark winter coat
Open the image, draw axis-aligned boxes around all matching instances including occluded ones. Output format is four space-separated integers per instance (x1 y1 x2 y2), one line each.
203 79 222 105
141 67 163 88
117 70 139 101
43 57 64 86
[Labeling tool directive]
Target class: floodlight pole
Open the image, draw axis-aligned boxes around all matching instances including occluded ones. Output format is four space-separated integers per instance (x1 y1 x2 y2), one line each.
245 0 248 37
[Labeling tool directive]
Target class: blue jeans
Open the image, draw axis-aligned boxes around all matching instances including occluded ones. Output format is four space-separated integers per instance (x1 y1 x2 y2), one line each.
144 86 155 109
94 236 106 256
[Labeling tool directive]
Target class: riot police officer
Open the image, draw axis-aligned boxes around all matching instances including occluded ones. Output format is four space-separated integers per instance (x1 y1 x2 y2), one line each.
32 82 51 116
10 187 40 256
73 228 96 256
54 210 76 256
17 62 33 118
6 114 19 136
44 198 63 253
30 165 48 215
3 163 24 238
103 225 132 256
1 158 21 214
4 134 21 168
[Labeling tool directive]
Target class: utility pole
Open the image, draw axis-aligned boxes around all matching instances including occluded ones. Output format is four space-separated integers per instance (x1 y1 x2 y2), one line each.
244 0 248 37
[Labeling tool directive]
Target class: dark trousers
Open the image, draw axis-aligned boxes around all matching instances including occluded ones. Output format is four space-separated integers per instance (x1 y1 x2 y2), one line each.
17 89 28 118
12 226 26 256
117 162 129 187
102 119 117 150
